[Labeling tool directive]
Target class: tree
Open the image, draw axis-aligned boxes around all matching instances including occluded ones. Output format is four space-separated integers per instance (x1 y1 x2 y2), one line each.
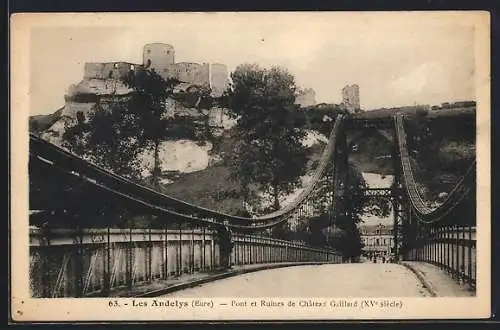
326 226 364 261
123 69 207 188
293 220 311 243
271 221 295 241
227 64 309 212
123 69 176 187
61 100 143 180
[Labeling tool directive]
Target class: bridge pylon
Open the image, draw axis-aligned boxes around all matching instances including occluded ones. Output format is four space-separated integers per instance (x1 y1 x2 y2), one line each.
332 125 350 227
390 126 410 261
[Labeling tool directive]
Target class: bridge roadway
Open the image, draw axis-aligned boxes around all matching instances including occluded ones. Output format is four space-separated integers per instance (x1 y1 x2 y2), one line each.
159 263 431 297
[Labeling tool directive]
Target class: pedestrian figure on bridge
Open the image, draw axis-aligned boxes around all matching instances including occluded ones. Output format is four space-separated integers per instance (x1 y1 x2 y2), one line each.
217 225 234 270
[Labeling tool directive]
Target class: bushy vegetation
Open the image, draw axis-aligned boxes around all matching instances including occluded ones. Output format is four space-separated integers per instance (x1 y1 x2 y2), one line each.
225 64 309 212
406 111 475 201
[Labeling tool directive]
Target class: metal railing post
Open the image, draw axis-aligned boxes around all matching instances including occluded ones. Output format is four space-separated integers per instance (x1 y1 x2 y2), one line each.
461 225 466 281
178 223 182 276
164 224 168 279
249 235 253 265
468 225 472 284
455 225 460 280
202 227 206 271
446 226 451 274
127 227 132 290
74 225 83 298
210 229 215 270
190 226 195 274
148 227 152 282
102 225 111 295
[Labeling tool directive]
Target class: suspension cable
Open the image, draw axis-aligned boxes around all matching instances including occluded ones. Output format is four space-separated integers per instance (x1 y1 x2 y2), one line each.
394 113 475 224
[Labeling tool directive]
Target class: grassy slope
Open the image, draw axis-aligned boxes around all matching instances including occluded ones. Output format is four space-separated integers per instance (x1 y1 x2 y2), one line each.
156 129 246 215
160 165 247 215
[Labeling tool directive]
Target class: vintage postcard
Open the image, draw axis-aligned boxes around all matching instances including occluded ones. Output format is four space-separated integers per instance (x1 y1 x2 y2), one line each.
10 11 491 321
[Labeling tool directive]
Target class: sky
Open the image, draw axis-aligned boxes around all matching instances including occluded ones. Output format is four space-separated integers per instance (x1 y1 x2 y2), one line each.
29 12 477 116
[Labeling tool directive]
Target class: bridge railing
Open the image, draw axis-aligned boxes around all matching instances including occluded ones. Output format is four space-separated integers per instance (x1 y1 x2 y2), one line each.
231 233 342 266
29 226 341 298
405 225 476 288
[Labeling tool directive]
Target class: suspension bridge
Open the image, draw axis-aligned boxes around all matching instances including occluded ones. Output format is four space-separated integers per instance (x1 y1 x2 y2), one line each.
28 110 476 298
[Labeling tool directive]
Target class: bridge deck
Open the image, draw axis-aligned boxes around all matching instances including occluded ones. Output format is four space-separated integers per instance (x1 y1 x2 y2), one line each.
159 263 431 297
158 262 475 298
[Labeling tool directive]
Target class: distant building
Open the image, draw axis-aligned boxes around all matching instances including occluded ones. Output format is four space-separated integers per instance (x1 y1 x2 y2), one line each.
360 223 394 259
453 100 476 108
295 88 317 107
341 84 361 113
83 62 144 80
439 101 476 109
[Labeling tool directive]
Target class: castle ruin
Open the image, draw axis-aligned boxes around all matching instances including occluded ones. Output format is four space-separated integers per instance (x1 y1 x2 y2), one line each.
341 84 360 113
83 43 230 97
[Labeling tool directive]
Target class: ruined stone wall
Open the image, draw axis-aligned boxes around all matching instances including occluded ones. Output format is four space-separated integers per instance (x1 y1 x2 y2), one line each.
83 62 139 80
83 44 227 90
210 63 229 97
173 62 210 86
